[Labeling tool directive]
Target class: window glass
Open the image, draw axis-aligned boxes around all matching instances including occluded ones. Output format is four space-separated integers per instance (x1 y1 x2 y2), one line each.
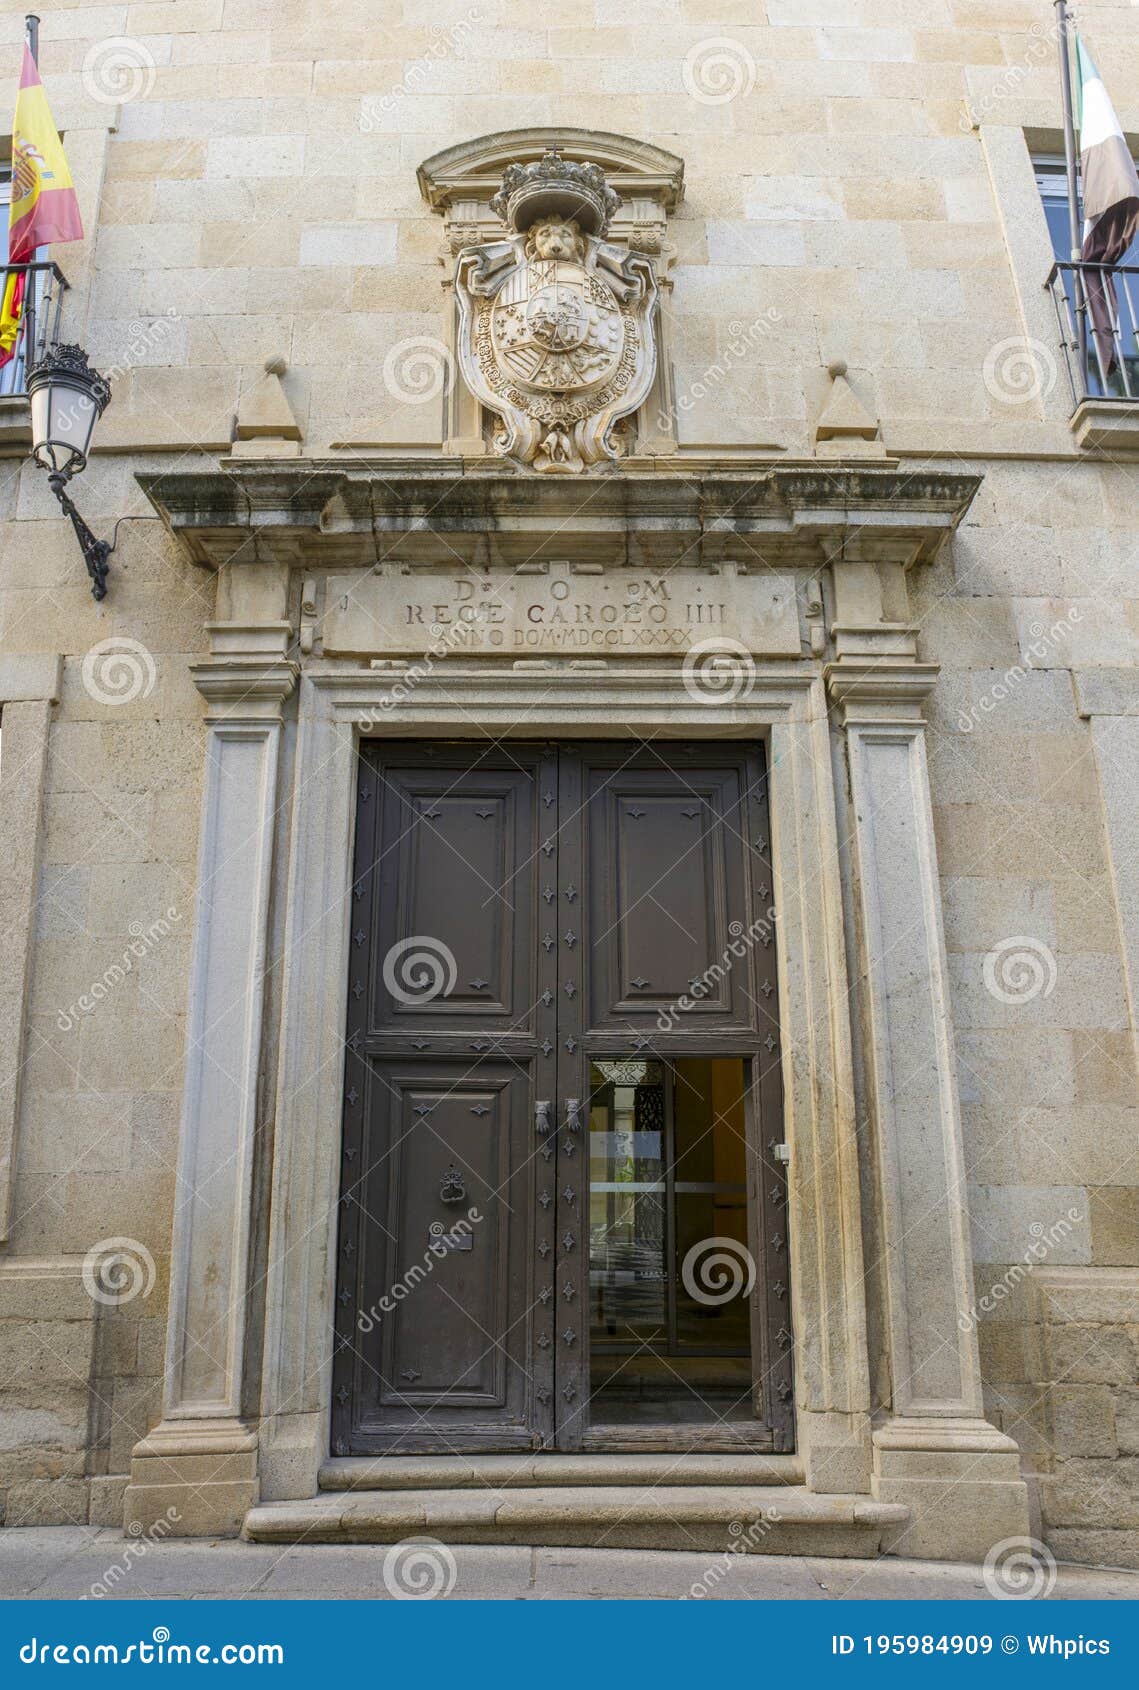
1035 155 1139 264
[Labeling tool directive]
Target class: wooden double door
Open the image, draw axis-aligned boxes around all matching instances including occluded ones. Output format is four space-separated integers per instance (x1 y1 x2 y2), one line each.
331 742 792 1456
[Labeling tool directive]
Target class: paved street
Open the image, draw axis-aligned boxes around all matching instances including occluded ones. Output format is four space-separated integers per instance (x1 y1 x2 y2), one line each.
1 1528 1136 1601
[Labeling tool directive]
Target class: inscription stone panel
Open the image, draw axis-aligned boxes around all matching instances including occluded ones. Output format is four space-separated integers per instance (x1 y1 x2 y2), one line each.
321 567 801 658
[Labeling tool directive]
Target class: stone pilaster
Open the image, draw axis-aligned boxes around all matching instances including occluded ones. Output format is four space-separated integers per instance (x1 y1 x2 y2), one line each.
1074 671 1139 1092
0 655 62 1245
123 630 295 1536
827 656 1031 1561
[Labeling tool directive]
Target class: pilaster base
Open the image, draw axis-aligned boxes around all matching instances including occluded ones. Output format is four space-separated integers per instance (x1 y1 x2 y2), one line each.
872 1418 1030 1562
123 1418 259 1539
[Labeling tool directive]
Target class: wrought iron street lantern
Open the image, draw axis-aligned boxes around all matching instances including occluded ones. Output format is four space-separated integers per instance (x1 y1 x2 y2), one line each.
27 342 115 601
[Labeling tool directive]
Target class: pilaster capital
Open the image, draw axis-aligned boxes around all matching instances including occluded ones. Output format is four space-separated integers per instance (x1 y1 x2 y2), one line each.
825 660 940 728
190 655 297 723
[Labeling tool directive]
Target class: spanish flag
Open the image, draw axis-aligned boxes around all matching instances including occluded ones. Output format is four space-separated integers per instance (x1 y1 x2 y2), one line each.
0 45 83 367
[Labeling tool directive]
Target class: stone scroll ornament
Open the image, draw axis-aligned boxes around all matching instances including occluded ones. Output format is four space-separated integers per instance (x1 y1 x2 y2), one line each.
454 150 659 474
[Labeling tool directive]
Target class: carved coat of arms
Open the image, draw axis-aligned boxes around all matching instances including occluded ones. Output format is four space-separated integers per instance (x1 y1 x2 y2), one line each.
454 150 659 473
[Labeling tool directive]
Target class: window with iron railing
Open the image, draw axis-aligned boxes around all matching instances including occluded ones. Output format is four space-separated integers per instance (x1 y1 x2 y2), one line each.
1037 154 1139 404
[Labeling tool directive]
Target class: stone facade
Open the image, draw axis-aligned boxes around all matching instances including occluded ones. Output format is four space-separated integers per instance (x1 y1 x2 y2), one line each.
0 0 1137 1567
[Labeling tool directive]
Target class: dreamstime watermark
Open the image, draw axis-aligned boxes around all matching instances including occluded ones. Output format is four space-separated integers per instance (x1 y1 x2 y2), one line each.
658 311 782 431
81 637 157 706
357 610 486 721
961 22 1058 130
104 312 182 381
686 1513 782 1597
83 1510 181 1599
57 907 184 1032
49 313 181 444
382 336 455 405
82 36 156 106
19 1628 284 1666
682 1237 756 1306
983 1535 1058 1599
382 1536 458 1599
657 908 776 1032
357 1207 483 1333
959 1208 1082 1333
957 606 1081 732
81 1237 156 1307
360 12 484 130
983 936 1057 1005
682 37 756 106
982 335 1057 406
682 637 756 705
381 935 458 1005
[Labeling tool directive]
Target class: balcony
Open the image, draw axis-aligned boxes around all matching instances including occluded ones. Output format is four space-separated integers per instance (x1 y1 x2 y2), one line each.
0 260 70 442
1046 259 1139 449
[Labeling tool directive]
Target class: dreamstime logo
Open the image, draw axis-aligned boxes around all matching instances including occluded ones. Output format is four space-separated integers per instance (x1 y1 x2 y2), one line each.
57 907 183 1032
382 935 458 1005
382 1537 458 1599
682 1238 756 1306
358 1207 483 1332
982 937 1057 1005
960 22 1058 130
983 1536 1058 1600
657 908 776 1033
382 336 455 405
982 336 1057 406
359 615 482 720
84 1509 180 1599
81 1237 156 1307
81 638 157 706
687 1512 782 1597
682 638 756 705
959 1207 1082 1332
658 311 783 430
957 607 1081 733
682 37 756 106
82 37 156 105
359 9 483 130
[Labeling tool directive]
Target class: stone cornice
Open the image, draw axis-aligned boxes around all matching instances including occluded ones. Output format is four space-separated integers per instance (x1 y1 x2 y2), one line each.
139 462 982 575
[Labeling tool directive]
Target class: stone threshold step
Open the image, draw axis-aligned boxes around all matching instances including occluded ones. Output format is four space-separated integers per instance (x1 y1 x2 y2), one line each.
245 1486 907 1557
319 1452 804 1492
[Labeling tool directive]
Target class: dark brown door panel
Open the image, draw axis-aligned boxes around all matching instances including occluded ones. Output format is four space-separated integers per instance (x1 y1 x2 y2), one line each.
368 754 538 1035
334 1060 535 1452
583 756 755 1034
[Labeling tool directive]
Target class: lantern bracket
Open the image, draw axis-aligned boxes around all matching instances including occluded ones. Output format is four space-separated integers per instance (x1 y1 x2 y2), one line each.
47 469 114 601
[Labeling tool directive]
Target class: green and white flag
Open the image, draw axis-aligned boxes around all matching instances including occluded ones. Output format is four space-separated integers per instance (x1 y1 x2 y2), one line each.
1077 34 1139 246
1075 33 1139 369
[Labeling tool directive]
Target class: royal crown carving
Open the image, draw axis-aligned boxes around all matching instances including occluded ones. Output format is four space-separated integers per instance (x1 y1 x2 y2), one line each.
489 151 621 238
454 148 659 474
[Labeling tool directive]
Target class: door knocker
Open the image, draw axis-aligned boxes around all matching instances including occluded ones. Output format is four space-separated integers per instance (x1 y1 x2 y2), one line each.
439 1164 467 1205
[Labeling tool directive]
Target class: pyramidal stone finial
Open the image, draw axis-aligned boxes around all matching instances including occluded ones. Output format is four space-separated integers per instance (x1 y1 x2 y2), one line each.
815 360 886 458
230 355 303 458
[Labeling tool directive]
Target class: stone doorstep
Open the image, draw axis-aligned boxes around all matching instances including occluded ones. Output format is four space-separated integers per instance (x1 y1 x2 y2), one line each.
243 1486 907 1556
318 1452 805 1491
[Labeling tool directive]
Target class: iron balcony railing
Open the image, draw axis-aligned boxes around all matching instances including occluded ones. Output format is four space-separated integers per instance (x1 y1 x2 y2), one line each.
0 259 71 398
1047 258 1139 405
